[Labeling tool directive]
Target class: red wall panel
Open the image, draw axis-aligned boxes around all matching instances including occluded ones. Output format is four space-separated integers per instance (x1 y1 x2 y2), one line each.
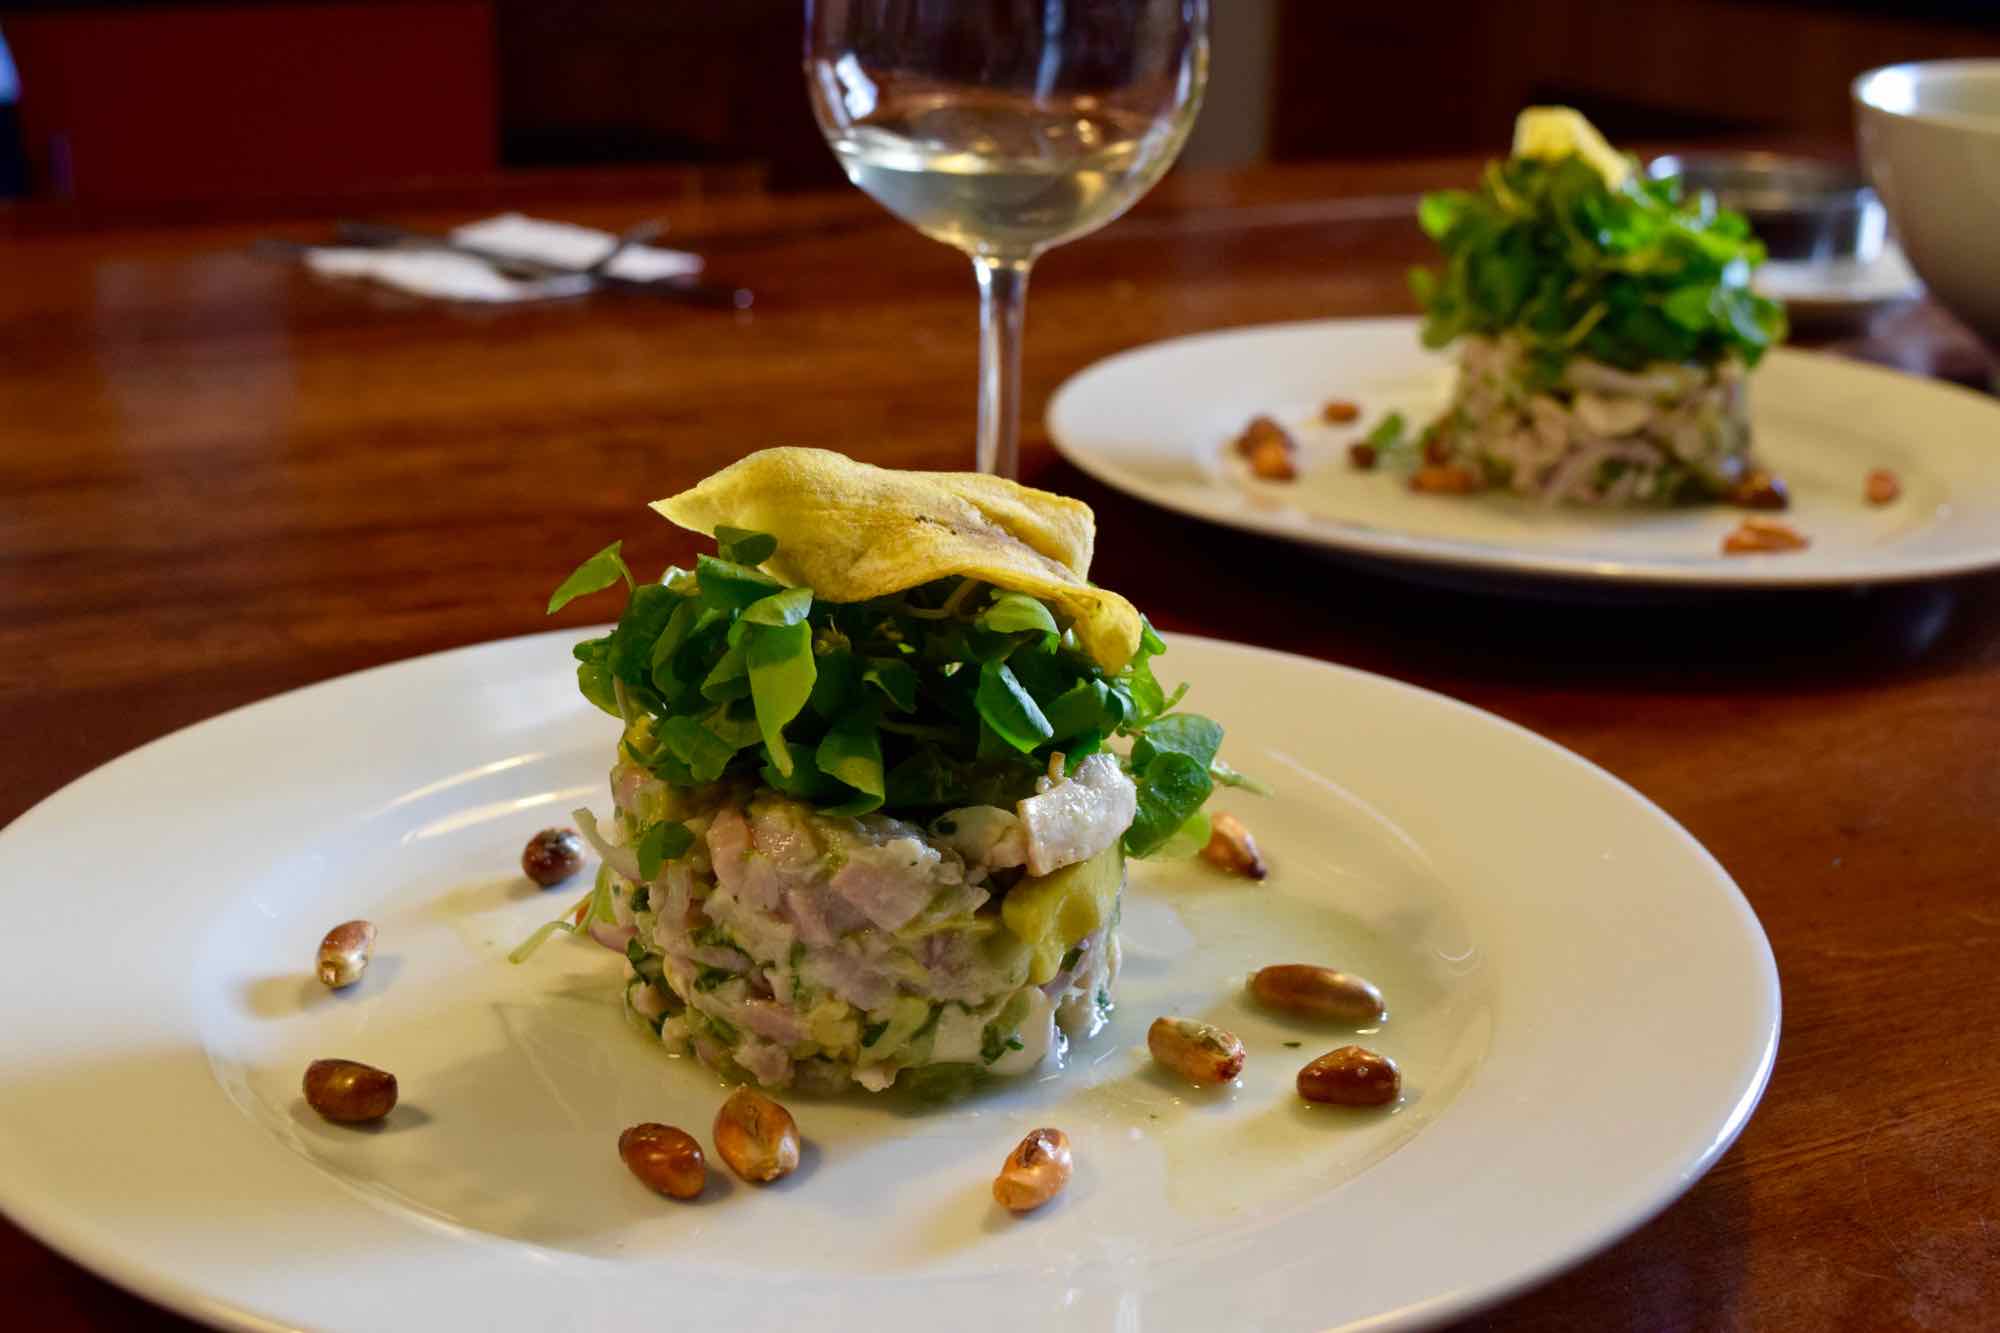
4 2 497 204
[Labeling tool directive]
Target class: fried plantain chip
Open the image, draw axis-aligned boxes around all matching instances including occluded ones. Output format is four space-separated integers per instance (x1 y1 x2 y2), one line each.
653 448 1142 671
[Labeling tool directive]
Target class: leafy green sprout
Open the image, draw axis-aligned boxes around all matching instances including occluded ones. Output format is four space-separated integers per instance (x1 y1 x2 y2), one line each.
1410 154 1785 380
548 528 1255 859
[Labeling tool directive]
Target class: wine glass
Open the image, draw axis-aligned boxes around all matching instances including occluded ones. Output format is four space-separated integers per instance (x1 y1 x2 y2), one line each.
807 0 1210 477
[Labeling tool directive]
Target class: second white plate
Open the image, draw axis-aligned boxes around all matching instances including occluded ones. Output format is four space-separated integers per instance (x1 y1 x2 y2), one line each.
1048 316 2000 588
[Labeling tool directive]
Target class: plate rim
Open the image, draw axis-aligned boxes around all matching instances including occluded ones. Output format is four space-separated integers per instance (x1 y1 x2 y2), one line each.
1046 314 2000 588
0 629 1782 1332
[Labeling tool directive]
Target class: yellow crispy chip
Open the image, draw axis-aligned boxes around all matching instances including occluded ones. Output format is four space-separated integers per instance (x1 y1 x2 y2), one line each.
652 448 1142 672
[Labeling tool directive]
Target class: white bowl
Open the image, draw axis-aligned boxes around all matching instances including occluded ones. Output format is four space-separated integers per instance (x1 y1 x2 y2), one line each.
1854 60 2000 348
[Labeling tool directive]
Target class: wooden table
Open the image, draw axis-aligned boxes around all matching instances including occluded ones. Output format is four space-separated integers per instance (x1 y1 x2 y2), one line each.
4 161 1997 1330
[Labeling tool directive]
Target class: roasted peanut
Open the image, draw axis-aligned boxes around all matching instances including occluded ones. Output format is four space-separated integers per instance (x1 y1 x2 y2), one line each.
712 1087 800 1184
1297 1045 1401 1107
993 1127 1072 1213
1200 812 1267 880
1249 964 1386 1024
1147 1016 1246 1086
1727 469 1790 511
1411 462 1480 494
523 827 586 887
315 919 376 989
1321 399 1362 424
1866 468 1901 505
1347 441 1378 470
1722 517 1809 555
302 1058 398 1123
619 1123 706 1199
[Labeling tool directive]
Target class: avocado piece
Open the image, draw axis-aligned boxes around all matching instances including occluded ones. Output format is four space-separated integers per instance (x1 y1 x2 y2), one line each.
1000 843 1125 985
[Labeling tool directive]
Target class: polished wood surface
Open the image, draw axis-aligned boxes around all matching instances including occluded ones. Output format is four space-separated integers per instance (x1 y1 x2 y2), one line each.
3 160 1998 1331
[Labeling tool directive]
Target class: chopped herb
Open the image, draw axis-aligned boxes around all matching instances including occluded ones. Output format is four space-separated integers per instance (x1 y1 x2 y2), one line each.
693 967 735 992
634 821 693 881
1363 411 1408 453
980 1024 1023 1064
860 1019 891 1048
1283 1040 1303 1049
691 924 736 950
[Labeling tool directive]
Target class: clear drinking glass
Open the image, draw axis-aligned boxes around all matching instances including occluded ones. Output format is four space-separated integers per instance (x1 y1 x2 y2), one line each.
807 0 1209 477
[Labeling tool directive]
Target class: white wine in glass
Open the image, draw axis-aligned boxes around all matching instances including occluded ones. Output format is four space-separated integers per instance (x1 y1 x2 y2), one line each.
807 2 1210 477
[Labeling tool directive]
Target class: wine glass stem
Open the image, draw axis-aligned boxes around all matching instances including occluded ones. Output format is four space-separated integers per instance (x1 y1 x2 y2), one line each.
973 254 1033 478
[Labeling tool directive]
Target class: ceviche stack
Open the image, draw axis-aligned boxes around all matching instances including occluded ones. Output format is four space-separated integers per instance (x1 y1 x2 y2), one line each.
1406 108 1788 506
525 448 1243 1095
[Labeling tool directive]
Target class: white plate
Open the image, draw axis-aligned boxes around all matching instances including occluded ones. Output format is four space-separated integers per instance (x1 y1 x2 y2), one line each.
1047 316 2000 587
0 631 1778 1332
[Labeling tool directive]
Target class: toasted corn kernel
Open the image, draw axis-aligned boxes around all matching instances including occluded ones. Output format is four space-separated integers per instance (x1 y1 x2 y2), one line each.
1411 462 1479 494
1248 437 1298 481
993 1127 1072 1213
1233 414 1290 457
1728 470 1790 511
1721 517 1808 555
1148 1016 1246 1086
303 1058 398 1123
1249 964 1386 1023
619 1123 706 1199
522 827 586 887
1297 1045 1401 1107
1200 812 1268 880
315 920 376 990
712 1087 801 1184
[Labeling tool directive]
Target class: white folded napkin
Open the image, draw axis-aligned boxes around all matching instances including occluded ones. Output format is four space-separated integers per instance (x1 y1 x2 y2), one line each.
302 213 704 304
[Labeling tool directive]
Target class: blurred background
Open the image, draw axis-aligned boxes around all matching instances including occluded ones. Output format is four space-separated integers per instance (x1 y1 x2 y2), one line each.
2 0 1997 211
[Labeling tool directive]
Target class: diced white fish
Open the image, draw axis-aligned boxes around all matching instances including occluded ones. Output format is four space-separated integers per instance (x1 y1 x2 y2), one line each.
700 883 798 969
1015 752 1138 876
989 989 1057 1076
1571 391 1653 438
929 805 1028 873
